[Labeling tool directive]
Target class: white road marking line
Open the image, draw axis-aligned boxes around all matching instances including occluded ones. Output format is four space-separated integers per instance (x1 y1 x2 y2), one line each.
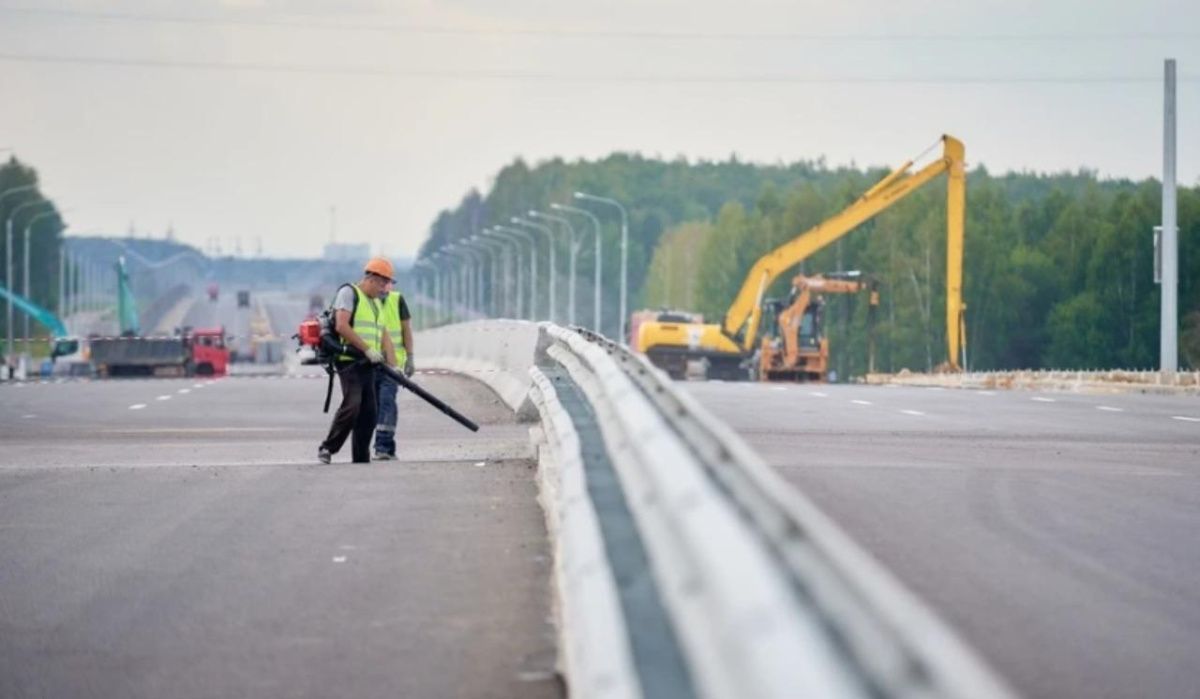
178 388 191 394
156 395 172 401
1171 416 1200 423
979 391 996 396
129 404 147 410
809 391 828 397
332 556 347 563
1032 397 1056 403
193 383 205 388
1096 406 1124 412
771 386 787 391
474 461 486 467
901 409 925 416
851 399 873 406
21 414 36 419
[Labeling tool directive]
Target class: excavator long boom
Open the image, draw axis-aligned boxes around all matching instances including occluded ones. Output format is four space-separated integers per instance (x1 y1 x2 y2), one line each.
722 135 966 369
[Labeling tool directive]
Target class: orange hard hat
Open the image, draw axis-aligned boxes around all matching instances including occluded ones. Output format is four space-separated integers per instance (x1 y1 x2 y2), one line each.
364 256 395 281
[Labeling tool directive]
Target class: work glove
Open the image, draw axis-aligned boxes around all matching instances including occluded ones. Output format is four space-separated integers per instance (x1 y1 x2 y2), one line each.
404 357 415 378
365 348 384 365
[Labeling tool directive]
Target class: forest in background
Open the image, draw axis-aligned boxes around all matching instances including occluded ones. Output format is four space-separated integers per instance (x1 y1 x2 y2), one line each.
422 151 1199 374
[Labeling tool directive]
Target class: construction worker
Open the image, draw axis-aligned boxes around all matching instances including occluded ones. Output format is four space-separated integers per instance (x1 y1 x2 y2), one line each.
318 257 397 464
373 286 414 461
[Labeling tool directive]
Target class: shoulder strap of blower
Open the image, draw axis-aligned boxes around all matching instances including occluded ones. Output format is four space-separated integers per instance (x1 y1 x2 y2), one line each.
322 283 362 413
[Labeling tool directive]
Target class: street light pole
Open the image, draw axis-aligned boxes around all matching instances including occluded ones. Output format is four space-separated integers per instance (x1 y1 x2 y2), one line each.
484 228 522 318
511 217 558 323
552 203 604 332
494 225 538 319
4 196 51 360
575 192 628 343
24 210 63 343
472 235 507 317
1 185 38 364
530 210 580 326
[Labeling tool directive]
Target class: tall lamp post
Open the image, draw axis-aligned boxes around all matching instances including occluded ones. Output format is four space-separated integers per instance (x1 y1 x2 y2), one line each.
484 227 524 319
575 192 628 343
530 210 583 326
471 234 507 317
1 184 39 363
511 216 559 323
412 260 434 329
4 195 52 360
494 225 538 319
24 210 65 344
551 203 603 332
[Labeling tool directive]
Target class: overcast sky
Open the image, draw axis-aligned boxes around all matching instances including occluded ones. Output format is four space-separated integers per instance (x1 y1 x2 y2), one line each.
2 0 1197 258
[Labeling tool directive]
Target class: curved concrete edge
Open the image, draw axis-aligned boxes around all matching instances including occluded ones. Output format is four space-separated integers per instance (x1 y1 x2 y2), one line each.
529 368 643 699
417 320 540 420
546 326 866 699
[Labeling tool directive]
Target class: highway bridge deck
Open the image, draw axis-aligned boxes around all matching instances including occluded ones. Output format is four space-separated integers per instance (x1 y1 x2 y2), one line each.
0 373 560 699
684 381 1200 699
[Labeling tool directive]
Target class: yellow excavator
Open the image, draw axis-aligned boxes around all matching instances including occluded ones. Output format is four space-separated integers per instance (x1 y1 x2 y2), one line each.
759 272 879 382
635 134 966 381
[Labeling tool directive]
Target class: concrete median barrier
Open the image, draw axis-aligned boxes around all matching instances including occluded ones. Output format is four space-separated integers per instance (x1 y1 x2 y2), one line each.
417 320 541 420
423 320 1017 699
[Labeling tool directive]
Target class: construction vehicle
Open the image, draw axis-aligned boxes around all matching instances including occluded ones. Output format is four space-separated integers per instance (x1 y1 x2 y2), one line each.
759 272 878 382
0 283 88 375
91 327 229 377
89 257 229 377
636 134 966 381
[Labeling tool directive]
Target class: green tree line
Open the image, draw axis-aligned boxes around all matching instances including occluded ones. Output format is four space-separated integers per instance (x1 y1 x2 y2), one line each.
0 157 66 355
420 154 1198 372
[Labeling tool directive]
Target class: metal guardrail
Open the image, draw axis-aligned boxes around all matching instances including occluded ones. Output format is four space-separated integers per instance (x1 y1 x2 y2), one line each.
567 327 1017 699
421 320 1017 699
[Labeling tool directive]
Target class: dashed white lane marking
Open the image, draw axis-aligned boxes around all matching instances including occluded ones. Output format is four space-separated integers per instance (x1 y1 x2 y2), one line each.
1172 416 1200 423
178 388 191 394
156 395 172 401
21 414 36 419
332 556 347 563
193 383 205 389
1097 406 1124 412
979 391 996 396
851 399 873 406
771 386 787 391
901 409 926 416
809 391 828 398
1032 397 1057 403
129 404 147 410
474 461 486 468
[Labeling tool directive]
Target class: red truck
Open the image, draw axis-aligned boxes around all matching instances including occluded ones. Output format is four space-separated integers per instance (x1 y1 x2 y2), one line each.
90 327 230 377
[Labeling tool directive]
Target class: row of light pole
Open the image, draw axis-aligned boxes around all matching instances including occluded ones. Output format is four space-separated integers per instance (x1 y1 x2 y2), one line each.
1 183 72 361
413 191 629 342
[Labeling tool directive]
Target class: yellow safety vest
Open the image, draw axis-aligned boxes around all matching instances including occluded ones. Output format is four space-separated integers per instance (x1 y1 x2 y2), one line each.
381 291 408 366
338 284 382 362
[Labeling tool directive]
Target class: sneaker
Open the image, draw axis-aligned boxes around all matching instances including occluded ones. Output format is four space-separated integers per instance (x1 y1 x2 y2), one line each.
318 446 332 464
373 452 397 461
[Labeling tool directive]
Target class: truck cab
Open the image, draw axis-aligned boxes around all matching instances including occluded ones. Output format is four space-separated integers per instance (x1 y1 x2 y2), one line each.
190 327 230 376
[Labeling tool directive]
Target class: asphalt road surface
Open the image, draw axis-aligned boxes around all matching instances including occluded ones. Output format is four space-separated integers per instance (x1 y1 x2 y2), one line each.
0 373 561 699
684 381 1200 699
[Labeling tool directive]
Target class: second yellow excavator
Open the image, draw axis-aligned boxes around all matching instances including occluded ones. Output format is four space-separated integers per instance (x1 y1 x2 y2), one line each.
759 271 879 382
634 134 967 381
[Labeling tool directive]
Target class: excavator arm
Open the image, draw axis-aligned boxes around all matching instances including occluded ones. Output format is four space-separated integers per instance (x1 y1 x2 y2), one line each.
722 135 966 369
